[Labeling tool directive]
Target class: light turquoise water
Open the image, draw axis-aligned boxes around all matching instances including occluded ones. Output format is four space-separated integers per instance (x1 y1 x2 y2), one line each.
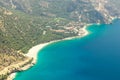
14 19 120 80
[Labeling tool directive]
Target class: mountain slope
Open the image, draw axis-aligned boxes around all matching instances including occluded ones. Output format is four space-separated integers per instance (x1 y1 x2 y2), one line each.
0 0 120 23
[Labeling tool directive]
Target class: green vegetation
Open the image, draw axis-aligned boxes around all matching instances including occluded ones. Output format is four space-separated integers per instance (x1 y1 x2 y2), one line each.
0 7 76 53
1 0 120 23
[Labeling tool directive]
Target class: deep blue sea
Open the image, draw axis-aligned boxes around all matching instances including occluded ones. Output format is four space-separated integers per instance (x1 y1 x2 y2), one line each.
14 19 120 80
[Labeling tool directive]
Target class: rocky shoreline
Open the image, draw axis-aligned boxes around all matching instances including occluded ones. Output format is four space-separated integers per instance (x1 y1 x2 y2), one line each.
0 56 33 80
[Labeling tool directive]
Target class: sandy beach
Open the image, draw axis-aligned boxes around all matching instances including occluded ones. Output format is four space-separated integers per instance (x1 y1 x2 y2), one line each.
7 73 16 80
7 26 89 80
25 43 50 63
26 26 89 63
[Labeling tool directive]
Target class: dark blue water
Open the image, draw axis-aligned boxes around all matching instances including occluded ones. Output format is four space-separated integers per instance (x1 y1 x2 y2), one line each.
14 19 120 80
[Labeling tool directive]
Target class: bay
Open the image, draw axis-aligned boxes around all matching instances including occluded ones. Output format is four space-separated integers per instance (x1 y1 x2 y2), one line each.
14 19 120 80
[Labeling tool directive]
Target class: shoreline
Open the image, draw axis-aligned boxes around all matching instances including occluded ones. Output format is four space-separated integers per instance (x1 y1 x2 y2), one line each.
7 25 89 80
6 17 120 80
26 25 89 63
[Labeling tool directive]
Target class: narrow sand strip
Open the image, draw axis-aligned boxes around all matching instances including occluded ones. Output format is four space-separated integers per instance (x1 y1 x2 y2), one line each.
26 26 89 63
25 43 50 63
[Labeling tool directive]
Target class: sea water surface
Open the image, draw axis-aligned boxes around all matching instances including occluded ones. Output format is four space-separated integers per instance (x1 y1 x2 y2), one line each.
14 19 120 80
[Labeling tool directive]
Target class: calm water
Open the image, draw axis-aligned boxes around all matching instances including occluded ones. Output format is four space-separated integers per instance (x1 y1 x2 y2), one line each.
14 19 120 80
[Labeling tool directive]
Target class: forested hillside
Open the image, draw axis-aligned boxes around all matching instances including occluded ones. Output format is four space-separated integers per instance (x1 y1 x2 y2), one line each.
0 0 120 23
0 7 77 52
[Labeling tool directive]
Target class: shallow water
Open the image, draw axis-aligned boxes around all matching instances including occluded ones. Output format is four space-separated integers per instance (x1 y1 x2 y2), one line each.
14 19 120 80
